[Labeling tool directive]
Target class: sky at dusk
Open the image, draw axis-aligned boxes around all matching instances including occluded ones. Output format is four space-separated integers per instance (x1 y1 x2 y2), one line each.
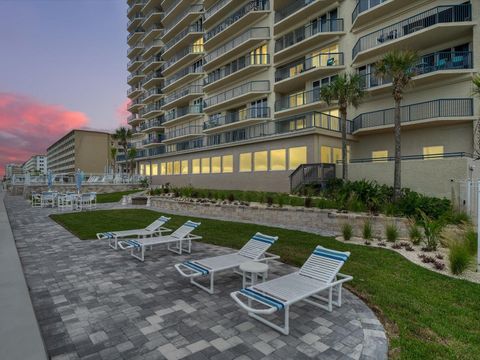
0 0 131 176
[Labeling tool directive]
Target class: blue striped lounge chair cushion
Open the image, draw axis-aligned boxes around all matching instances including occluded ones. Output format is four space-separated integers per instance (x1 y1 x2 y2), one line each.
184 220 201 228
240 288 284 310
126 239 142 248
158 216 170 222
251 232 278 244
313 246 350 262
183 261 209 275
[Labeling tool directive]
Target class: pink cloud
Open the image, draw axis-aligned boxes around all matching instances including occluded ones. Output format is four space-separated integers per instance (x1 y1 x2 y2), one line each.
116 99 131 127
0 92 89 177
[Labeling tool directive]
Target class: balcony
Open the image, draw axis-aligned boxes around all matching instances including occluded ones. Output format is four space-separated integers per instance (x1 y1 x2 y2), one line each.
163 64 204 93
140 101 164 119
127 70 145 85
142 135 165 148
127 0 146 17
204 0 239 28
143 24 164 43
360 51 474 95
142 87 163 103
142 39 163 58
127 56 144 72
204 53 270 92
148 146 166 157
352 4 473 63
164 125 203 143
163 85 203 110
142 54 164 73
128 98 144 112
352 98 474 133
203 106 271 133
275 87 327 116
274 19 344 63
127 42 144 59
142 7 163 28
162 0 198 28
140 116 165 131
163 105 204 126
127 86 143 99
204 27 270 71
142 70 163 89
163 45 204 76
128 114 143 126
204 81 270 112
162 24 203 60
127 13 144 32
275 52 344 93
351 0 396 29
127 28 145 46
204 1 270 49
276 111 353 135
163 4 204 42
274 0 339 35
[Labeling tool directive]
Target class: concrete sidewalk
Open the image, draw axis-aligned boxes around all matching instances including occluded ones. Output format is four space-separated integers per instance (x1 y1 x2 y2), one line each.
0 191 47 360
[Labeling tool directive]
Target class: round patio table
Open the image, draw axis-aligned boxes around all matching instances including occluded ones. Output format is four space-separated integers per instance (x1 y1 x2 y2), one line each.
239 261 268 288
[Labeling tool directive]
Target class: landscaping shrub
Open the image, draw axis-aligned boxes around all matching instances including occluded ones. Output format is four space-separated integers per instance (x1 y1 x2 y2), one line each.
362 220 373 241
304 197 312 208
385 223 399 243
464 227 478 256
449 241 472 275
342 223 353 241
277 195 285 208
419 211 444 251
266 196 274 207
408 222 423 245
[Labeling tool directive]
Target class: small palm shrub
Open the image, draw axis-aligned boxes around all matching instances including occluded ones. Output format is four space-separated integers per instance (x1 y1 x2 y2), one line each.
449 241 472 275
408 222 423 245
385 223 399 243
419 211 443 251
342 223 353 241
363 220 373 241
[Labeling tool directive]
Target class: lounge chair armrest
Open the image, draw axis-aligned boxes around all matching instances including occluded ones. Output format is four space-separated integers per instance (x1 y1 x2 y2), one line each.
175 263 204 278
230 291 278 315
118 241 134 250
159 226 172 232
331 273 353 286
185 234 202 240
257 252 280 262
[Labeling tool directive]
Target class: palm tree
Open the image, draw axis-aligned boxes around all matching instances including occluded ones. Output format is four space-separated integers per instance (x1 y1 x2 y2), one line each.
113 127 132 168
375 49 418 201
320 73 365 180
473 74 480 98
110 147 117 174
127 147 137 177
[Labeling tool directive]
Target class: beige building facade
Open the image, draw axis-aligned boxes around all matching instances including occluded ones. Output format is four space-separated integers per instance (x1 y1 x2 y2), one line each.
125 0 479 196
47 130 112 174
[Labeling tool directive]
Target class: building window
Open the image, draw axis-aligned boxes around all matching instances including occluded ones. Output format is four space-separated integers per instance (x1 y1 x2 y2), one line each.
201 157 210 174
151 164 158 176
174 161 181 175
321 146 332 163
181 160 189 174
140 164 145 175
333 148 342 163
423 146 444 159
160 162 166 175
145 164 151 176
372 150 388 162
254 151 268 171
270 149 286 171
288 146 307 170
239 152 252 172
192 159 200 174
166 162 173 175
222 155 233 173
211 156 221 173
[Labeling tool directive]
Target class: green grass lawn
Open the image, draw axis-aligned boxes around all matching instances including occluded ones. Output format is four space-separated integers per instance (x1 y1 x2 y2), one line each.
96 190 142 203
50 209 480 359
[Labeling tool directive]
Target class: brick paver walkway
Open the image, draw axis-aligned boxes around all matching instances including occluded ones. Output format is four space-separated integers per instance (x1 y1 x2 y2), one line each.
5 195 387 360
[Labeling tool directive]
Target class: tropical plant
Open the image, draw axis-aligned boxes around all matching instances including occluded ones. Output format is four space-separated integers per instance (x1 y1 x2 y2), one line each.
110 147 117 174
473 74 480 98
127 147 137 177
320 73 366 180
362 220 373 241
375 50 419 200
385 223 399 243
113 126 132 174
449 241 472 275
342 223 353 241
418 210 444 251
408 222 423 245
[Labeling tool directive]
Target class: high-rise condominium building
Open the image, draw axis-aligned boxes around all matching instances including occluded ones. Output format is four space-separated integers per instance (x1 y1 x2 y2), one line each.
125 0 479 197
4 163 23 179
22 155 47 175
47 130 112 174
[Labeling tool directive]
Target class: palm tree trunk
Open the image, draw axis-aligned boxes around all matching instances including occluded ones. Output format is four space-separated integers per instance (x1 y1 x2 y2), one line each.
341 108 348 180
393 98 402 201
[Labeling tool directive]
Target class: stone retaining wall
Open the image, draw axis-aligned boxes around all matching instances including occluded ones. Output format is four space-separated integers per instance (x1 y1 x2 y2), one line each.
150 197 410 238
12 184 141 197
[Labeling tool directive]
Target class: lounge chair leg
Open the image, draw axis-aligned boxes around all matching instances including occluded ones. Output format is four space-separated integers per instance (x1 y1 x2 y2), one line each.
190 272 215 294
249 305 290 335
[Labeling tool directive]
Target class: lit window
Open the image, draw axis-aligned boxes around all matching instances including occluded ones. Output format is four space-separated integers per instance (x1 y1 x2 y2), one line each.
333 148 342 163
160 162 166 175
270 149 286 171
222 155 233 173
254 151 268 171
211 156 221 173
321 146 332 163
174 161 181 175
239 153 252 172
423 146 444 159
192 159 200 174
151 163 158 176
289 146 307 169
145 164 151 176
140 164 145 175
201 158 210 174
372 150 388 162
181 160 189 174
166 162 173 175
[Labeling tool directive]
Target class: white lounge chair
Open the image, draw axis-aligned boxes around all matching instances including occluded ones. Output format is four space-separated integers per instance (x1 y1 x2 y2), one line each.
118 220 202 261
230 246 352 335
175 233 279 294
96 215 172 249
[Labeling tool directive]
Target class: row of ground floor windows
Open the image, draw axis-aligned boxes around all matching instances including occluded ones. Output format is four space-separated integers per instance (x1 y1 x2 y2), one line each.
372 146 444 161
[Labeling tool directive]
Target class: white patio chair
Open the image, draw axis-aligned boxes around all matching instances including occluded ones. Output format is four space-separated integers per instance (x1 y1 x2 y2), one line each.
175 233 279 294
230 246 353 335
118 220 202 261
31 191 42 207
57 193 75 211
96 216 172 249
41 191 57 208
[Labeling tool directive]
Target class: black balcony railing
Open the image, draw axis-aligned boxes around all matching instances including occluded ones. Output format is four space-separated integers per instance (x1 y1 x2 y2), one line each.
165 64 203 87
289 163 336 193
276 111 353 134
275 18 344 53
204 107 271 130
205 81 270 108
349 152 472 163
360 51 473 89
164 24 203 52
165 125 203 140
164 45 204 71
275 0 316 23
352 98 473 131
352 4 472 59
352 0 388 23
164 105 203 122
205 0 229 20
205 0 270 42
275 52 344 82
275 87 323 112
143 135 165 146
164 4 203 35
140 116 165 130
164 85 203 106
